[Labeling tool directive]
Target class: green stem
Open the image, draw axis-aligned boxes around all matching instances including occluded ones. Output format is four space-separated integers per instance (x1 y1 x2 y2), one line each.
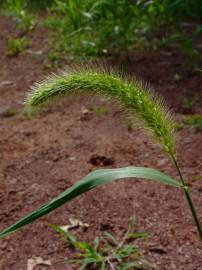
171 154 202 241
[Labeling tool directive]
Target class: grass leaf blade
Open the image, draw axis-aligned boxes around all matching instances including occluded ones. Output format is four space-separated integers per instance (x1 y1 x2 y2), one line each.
0 167 181 238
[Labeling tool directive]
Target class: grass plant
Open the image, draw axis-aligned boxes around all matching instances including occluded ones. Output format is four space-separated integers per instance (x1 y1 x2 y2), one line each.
185 115 202 131
43 0 202 62
6 36 29 56
49 216 153 269
0 66 201 243
1 0 35 31
1 0 201 63
44 0 145 58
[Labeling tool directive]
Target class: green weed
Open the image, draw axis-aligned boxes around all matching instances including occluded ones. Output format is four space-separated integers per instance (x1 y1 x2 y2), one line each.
2 0 35 31
2 0 202 63
184 115 202 131
49 216 153 270
0 0 53 12
44 0 147 59
42 0 202 62
6 36 29 56
182 98 196 111
174 122 184 131
15 9 35 32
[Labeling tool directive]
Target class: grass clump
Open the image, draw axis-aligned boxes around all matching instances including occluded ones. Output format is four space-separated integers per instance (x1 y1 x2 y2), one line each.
6 36 29 56
49 216 154 270
184 115 202 131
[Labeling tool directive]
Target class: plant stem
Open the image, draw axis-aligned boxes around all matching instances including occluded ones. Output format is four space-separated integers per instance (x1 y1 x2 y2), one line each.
107 259 116 270
171 154 202 241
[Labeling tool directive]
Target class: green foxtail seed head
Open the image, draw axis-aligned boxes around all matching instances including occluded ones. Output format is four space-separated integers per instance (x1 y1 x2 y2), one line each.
26 66 176 156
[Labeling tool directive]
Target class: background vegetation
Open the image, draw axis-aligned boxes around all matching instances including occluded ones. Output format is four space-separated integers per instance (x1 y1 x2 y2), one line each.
1 0 202 63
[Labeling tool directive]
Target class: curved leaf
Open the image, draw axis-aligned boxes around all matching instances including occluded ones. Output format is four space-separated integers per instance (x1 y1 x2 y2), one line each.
0 167 181 238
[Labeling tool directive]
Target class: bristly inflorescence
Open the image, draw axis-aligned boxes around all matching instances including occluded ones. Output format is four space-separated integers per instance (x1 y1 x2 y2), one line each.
26 66 176 156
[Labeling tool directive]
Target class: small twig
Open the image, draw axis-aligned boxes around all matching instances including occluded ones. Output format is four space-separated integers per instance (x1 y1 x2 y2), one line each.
107 258 116 270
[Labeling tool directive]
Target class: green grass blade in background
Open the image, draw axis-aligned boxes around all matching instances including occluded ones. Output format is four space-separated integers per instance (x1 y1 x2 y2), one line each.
0 167 181 238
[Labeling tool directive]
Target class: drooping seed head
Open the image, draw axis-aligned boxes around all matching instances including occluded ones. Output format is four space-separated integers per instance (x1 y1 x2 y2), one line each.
26 66 176 156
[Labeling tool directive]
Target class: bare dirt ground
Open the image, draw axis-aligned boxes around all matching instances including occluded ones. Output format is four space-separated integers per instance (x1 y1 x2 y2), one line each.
0 16 202 270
